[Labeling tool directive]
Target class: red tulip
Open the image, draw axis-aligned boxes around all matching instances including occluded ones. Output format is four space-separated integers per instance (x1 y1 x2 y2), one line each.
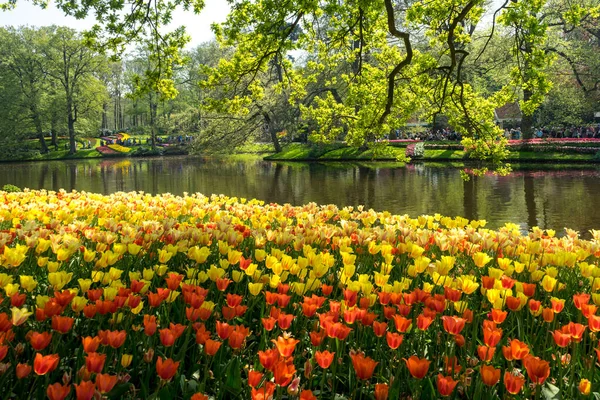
95 373 119 394
47 383 71 400
481 365 501 386
315 350 335 369
74 381 96 400
404 355 430 379
436 374 458 397
29 331 52 351
33 353 59 375
350 352 378 380
156 357 180 381
504 371 525 394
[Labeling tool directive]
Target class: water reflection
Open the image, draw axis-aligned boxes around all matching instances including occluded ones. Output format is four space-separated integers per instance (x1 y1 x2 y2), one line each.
1 156 600 233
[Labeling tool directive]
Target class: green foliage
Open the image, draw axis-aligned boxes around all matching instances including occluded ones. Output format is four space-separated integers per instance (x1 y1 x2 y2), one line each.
1 184 21 192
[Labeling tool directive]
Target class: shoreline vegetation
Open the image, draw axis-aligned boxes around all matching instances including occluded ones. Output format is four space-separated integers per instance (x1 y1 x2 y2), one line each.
4 138 600 164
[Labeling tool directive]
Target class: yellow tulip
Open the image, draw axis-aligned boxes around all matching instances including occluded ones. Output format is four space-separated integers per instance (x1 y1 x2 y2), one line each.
71 296 88 313
473 252 492 268
19 275 37 292
248 282 264 296
11 307 33 326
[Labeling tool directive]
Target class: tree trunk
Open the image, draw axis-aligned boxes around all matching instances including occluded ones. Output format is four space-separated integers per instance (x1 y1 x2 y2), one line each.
521 89 533 139
32 107 49 154
50 112 59 148
102 102 108 130
67 102 77 154
149 93 157 149
262 111 281 153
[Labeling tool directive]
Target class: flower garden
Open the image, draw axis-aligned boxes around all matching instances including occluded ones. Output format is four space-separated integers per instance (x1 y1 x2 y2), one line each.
1 189 600 399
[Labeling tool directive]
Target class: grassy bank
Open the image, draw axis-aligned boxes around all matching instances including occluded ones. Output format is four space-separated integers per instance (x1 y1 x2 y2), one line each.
264 143 600 163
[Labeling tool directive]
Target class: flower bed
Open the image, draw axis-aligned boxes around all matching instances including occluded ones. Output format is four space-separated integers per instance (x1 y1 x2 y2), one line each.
0 190 599 399
95 146 119 155
107 144 131 153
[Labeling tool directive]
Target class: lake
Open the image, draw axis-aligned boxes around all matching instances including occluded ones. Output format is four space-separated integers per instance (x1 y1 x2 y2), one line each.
1 155 599 234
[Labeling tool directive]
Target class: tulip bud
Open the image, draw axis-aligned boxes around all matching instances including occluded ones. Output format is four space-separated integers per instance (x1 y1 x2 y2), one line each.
144 348 155 363
303 359 313 379
287 376 301 396
78 366 92 381
62 370 71 385
0 363 11 375
15 343 25 356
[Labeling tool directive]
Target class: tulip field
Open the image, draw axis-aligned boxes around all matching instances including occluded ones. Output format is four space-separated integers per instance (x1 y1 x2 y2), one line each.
1 189 600 399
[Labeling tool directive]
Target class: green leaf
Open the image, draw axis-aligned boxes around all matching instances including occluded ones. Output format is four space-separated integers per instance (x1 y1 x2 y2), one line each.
224 357 243 395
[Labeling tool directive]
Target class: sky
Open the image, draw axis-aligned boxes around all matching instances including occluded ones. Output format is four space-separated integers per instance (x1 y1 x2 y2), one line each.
0 0 231 48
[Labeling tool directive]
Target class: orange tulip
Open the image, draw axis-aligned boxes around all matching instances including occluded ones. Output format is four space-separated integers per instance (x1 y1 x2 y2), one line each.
489 309 507 324
441 316 466 335
483 327 502 347
29 331 52 351
523 355 550 385
33 353 60 375
299 390 317 400
315 350 335 369
228 328 247 350
95 373 118 394
417 314 434 330
506 296 521 311
392 315 412 332
579 379 592 396
74 381 95 400
195 324 211 345
563 322 586 342
310 329 326 346
542 308 554 323
551 298 565 313
105 330 127 348
82 336 102 353
374 383 389 400
502 339 530 360
481 365 501 386
404 355 430 379
16 363 32 379
443 356 462 375
436 374 458 397
251 382 276 400
191 394 209 400
47 383 71 400
350 352 378 380
51 315 74 334
85 352 106 373
504 371 525 394
204 339 222 356
273 336 300 358
248 370 264 388
272 359 296 386
477 345 496 362
216 321 234 340
552 330 572 347
156 357 180 381
386 331 403 349
159 328 177 347
258 348 280 371
373 321 387 337
573 293 591 310
143 315 157 336
589 315 600 332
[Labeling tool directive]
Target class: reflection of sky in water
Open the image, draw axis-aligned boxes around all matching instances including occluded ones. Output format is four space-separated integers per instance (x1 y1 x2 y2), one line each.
1 156 600 235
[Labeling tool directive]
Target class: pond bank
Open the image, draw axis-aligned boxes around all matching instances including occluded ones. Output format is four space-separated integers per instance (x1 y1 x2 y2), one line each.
263 142 600 163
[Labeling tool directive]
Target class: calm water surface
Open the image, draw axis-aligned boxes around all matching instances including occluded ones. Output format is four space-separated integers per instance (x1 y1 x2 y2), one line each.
1 156 599 234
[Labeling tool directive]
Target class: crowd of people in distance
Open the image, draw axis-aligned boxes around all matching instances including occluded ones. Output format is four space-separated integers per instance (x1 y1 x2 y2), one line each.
389 124 600 142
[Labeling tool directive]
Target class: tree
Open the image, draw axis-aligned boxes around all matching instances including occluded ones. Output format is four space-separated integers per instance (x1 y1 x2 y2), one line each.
0 26 53 153
43 27 108 154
